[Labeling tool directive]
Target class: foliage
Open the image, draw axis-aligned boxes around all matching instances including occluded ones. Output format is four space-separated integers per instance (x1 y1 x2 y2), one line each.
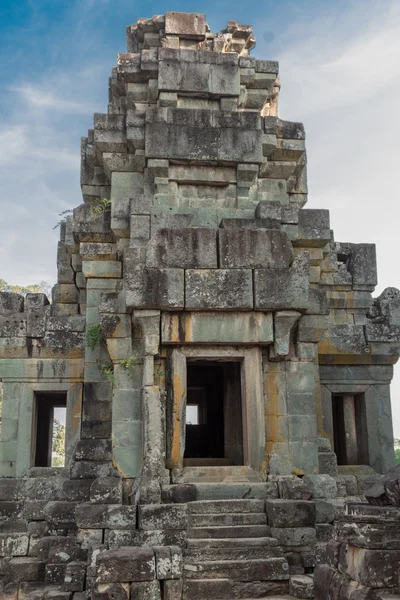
52 418 66 467
395 439 400 464
86 324 103 350
0 382 2 435
121 354 142 370
97 360 115 385
90 197 111 219
0 279 51 297
53 209 74 230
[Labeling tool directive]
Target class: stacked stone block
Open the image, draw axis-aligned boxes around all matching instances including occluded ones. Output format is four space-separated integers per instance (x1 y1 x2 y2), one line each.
315 502 400 599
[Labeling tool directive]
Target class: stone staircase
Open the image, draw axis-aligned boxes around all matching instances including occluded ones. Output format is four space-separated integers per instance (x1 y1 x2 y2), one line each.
182 498 291 599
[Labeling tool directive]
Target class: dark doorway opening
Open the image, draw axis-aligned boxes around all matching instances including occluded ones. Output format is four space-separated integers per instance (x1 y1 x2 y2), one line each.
184 361 243 467
332 393 369 466
34 393 67 467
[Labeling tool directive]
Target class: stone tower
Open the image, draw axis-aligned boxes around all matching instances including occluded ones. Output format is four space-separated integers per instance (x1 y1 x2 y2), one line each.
0 11 399 599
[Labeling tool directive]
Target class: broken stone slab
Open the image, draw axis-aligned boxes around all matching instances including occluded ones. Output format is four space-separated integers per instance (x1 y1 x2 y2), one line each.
365 463 400 506
96 546 156 583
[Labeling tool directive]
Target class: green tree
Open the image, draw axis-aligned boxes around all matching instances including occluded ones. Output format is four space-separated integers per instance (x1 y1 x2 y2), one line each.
394 439 400 464
0 382 3 435
52 418 66 467
0 280 51 298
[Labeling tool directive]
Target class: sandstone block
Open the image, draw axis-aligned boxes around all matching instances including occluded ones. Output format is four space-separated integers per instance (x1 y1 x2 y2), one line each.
75 503 107 528
139 504 188 530
92 583 130 600
165 12 206 37
255 253 309 311
130 580 161 600
90 478 123 504
96 547 155 582
125 267 184 310
271 527 316 547
146 228 217 269
266 500 316 528
289 574 314 599
346 545 400 588
82 261 122 279
295 209 330 247
303 475 337 499
64 561 86 592
7 558 45 583
161 311 273 344
185 269 253 310
219 229 293 269
0 292 24 313
106 505 136 530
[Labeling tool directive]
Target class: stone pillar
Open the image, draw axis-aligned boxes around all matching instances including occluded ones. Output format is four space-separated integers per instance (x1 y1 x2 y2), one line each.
342 394 358 465
265 360 318 475
365 384 395 473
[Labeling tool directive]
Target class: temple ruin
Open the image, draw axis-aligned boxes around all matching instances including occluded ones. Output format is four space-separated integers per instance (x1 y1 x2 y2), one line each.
1 11 400 600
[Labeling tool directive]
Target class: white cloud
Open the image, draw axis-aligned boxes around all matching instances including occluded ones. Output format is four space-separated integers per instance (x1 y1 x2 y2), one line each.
258 0 400 436
10 84 97 114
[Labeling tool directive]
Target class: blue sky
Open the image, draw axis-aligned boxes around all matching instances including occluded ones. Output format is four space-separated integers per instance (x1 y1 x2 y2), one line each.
1 0 400 433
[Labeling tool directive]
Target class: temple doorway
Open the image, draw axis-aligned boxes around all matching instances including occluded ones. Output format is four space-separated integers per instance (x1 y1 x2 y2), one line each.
183 361 244 467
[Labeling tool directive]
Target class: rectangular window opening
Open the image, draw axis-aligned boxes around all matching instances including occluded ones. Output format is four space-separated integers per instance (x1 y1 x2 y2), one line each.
34 393 67 468
332 393 369 466
184 361 243 467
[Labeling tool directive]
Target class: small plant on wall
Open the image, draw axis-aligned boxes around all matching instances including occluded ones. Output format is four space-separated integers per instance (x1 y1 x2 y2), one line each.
86 324 103 350
90 197 111 218
97 360 115 385
121 354 143 371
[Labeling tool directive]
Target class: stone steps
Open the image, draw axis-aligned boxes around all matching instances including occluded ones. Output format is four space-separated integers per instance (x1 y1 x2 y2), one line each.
183 557 290 581
188 524 271 539
182 579 295 600
185 545 282 562
188 512 267 527
187 536 278 548
173 466 261 483
162 482 278 502
187 499 266 513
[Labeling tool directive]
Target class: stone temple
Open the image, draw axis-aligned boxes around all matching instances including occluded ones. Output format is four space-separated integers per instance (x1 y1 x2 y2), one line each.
1 11 400 600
